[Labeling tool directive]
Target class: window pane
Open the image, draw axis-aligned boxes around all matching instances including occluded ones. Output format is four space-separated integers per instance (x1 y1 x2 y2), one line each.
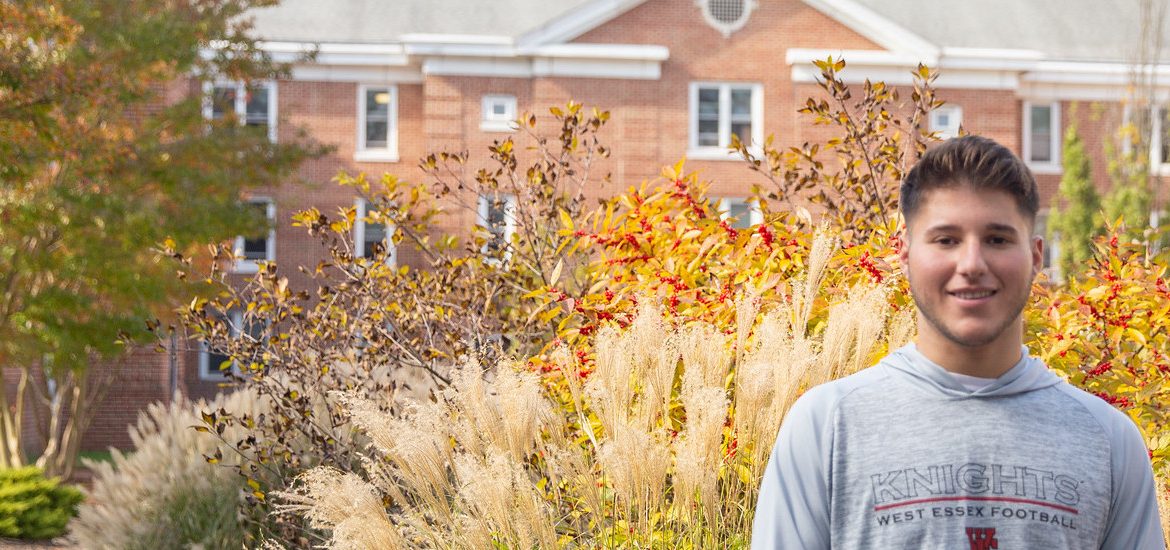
1161 109 1170 165
731 88 752 116
698 120 719 147
363 222 387 257
245 86 269 127
492 102 507 116
366 89 389 117
366 121 388 148
206 348 231 377
1030 105 1052 162
212 86 236 120
243 202 269 260
727 201 752 229
731 121 751 144
698 88 720 117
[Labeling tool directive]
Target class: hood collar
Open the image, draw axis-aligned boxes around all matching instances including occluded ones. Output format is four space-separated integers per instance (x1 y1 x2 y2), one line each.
880 343 1062 398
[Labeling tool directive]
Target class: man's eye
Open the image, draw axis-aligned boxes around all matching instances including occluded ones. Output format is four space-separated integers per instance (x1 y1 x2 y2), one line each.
935 237 958 246
988 236 1010 245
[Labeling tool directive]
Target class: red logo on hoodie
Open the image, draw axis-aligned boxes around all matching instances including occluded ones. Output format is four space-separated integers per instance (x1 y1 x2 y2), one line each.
966 527 998 549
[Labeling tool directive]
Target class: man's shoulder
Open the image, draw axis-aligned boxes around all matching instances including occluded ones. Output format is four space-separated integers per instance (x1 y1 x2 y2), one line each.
1049 379 1144 441
788 364 893 423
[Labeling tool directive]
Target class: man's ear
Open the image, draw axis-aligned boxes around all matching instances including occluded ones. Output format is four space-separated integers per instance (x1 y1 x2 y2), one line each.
1031 234 1044 277
898 229 910 276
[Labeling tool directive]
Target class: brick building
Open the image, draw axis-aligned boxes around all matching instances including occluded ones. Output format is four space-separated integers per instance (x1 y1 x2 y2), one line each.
77 0 1170 449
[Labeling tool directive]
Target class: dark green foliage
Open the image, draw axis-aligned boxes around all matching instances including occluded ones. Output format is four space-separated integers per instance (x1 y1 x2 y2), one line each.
0 467 83 540
1049 124 1103 279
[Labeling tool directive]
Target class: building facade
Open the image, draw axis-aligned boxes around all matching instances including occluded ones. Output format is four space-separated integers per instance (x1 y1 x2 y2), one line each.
79 0 1170 449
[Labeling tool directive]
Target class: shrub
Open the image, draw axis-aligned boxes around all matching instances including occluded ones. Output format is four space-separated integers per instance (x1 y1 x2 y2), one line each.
73 390 265 549
0 466 82 540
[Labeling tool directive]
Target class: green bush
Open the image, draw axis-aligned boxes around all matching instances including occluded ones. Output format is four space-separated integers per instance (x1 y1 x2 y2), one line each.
0 466 83 540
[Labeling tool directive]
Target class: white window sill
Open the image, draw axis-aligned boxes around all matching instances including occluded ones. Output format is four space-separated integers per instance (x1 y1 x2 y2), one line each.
1155 164 1170 177
1027 163 1063 175
231 260 262 274
480 120 517 133
354 150 400 163
686 147 760 162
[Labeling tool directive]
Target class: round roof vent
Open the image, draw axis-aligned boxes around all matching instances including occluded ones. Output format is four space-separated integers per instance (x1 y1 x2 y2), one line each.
697 0 756 37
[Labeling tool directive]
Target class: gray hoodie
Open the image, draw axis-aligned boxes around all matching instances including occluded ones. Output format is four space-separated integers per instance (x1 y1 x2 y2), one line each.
752 344 1164 549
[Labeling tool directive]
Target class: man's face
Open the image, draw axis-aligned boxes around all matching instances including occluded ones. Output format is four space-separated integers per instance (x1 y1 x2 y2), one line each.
900 186 1043 351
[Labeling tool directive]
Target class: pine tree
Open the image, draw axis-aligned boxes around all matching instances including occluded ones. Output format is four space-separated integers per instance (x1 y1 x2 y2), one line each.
1048 124 1103 279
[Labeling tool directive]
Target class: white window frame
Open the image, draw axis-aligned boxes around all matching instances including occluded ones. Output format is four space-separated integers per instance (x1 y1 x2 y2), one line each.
1035 209 1062 282
232 198 276 274
716 197 763 228
477 194 518 259
198 310 244 381
1023 101 1061 174
355 84 399 162
354 198 397 266
688 82 764 160
202 81 277 142
480 94 518 133
929 105 963 140
1149 106 1170 176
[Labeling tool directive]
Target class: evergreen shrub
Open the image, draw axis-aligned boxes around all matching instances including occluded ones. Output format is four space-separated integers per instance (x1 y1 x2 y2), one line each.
0 466 83 540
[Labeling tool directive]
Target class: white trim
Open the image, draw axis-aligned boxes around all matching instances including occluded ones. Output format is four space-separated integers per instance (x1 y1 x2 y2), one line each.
687 82 764 160
290 65 424 84
423 56 662 80
354 198 397 266
523 43 669 61
356 84 399 163
481 94 518 132
929 105 963 140
199 310 244 381
232 198 276 274
516 0 649 48
800 0 940 57
1023 101 1061 173
260 41 410 66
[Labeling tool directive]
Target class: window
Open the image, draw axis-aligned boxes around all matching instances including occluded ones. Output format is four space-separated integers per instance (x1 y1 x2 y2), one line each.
1024 101 1060 171
1035 210 1061 282
689 82 764 159
204 82 277 142
697 0 757 37
717 197 762 229
356 85 398 162
481 94 518 132
198 310 267 380
233 198 275 274
1149 107 1170 175
929 105 962 140
477 194 518 257
199 310 241 380
354 198 396 266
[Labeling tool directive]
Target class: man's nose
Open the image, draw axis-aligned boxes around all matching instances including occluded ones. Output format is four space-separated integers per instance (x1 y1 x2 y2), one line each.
956 241 988 277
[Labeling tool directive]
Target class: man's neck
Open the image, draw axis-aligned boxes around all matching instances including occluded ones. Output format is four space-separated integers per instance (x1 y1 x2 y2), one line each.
916 329 1024 379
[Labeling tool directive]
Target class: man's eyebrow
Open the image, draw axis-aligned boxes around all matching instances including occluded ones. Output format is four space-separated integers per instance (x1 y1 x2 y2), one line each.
922 223 1020 234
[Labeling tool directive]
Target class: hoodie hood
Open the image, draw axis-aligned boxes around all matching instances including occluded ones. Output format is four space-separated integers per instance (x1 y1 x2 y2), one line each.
880 343 1062 398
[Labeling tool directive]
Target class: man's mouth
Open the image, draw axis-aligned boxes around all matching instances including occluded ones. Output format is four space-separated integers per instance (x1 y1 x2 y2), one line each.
949 289 996 299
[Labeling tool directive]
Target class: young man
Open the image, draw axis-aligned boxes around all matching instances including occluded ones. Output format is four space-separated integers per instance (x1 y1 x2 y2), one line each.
752 136 1164 549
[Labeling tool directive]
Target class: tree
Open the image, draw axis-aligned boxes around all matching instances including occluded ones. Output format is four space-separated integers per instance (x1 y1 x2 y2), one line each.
0 0 323 478
1048 124 1103 279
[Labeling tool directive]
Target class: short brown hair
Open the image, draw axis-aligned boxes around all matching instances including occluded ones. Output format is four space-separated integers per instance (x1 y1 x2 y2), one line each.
900 135 1039 227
